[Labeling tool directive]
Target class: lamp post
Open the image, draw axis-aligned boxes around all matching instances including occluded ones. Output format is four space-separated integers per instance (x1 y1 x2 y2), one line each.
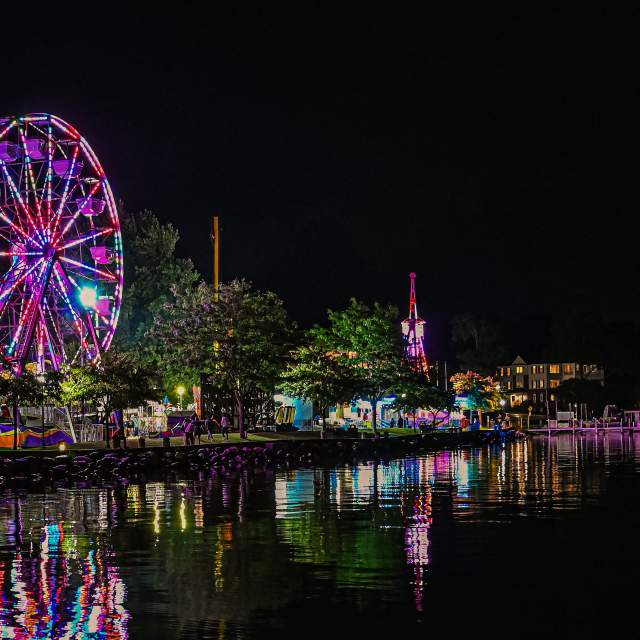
177 386 185 411
499 398 506 428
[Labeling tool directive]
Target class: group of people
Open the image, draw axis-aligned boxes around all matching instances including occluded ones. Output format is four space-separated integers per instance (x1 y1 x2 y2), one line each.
493 414 510 430
180 413 231 445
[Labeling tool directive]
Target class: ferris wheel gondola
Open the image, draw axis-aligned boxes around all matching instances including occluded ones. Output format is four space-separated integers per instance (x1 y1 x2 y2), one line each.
0 113 123 374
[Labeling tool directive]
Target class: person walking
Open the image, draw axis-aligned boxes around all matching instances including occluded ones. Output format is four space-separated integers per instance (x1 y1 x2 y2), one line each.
221 414 230 440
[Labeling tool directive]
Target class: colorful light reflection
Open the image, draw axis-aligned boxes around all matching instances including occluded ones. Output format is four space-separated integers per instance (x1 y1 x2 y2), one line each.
0 513 130 639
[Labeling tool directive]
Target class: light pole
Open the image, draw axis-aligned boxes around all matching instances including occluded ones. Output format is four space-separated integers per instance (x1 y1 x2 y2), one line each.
177 386 185 411
499 399 506 429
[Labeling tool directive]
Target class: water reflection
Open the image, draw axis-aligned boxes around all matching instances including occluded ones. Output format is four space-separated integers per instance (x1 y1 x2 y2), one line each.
0 432 638 638
0 491 130 638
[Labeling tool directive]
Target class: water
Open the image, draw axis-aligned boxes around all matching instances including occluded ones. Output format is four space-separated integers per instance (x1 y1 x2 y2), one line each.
1 433 639 639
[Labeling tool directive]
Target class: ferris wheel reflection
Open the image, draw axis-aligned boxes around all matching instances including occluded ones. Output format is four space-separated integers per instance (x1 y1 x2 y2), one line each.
0 495 130 639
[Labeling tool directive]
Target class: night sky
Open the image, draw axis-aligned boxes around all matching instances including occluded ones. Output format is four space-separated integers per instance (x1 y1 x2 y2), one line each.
3 8 637 361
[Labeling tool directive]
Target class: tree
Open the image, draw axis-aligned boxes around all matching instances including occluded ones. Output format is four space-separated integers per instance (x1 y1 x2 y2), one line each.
152 280 293 438
316 299 405 434
0 360 62 450
556 378 607 415
450 370 502 424
451 313 509 375
392 371 455 428
281 336 358 430
62 350 159 448
117 209 201 399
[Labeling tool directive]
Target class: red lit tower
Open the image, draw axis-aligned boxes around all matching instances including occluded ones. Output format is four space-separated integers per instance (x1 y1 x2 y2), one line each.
401 272 429 376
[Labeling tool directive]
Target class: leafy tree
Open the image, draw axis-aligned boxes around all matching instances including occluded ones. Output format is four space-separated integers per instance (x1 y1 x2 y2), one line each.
392 371 455 427
152 280 293 438
317 299 405 434
450 370 502 424
62 350 159 447
556 378 607 415
0 360 62 449
281 336 358 430
451 313 509 375
117 209 201 394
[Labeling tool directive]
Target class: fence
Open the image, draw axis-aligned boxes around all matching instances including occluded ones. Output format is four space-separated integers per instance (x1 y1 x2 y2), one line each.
20 405 77 442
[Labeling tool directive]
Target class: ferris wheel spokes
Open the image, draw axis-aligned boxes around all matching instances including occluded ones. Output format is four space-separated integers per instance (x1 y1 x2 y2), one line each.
0 113 123 373
9 258 55 369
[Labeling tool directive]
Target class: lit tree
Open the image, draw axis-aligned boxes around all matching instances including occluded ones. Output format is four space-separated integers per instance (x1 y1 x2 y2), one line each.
450 370 502 425
281 336 358 430
0 359 62 450
392 371 455 428
152 280 293 439
62 350 159 448
317 299 406 435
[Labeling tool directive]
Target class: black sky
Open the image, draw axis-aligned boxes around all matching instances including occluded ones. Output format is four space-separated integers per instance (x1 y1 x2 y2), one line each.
3 7 638 361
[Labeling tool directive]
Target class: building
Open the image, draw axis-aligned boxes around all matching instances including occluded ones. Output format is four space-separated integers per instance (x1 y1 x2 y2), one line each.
495 356 604 412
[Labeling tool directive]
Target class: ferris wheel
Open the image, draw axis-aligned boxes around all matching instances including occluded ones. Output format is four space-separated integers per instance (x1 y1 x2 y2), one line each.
0 113 123 374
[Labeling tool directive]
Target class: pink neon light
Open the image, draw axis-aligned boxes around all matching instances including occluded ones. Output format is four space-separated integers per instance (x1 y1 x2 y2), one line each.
59 255 117 281
0 112 124 373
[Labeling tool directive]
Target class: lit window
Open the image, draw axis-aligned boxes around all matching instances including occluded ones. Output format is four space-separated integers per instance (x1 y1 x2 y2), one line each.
516 366 524 374
506 367 511 375
549 365 560 374
563 364 573 374
550 394 556 401
549 380 560 388
538 380 544 388
500 367 504 376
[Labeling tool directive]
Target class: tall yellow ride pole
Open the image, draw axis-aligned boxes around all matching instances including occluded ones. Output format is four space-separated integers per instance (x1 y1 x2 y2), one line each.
212 215 219 302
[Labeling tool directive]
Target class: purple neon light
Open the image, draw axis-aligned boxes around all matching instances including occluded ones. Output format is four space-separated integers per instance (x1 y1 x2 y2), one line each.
0 113 124 373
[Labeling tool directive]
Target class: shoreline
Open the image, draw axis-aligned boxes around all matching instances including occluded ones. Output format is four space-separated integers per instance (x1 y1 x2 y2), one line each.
0 430 519 490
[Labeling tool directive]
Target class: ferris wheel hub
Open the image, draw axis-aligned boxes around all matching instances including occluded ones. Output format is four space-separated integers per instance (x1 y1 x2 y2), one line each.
0 113 124 374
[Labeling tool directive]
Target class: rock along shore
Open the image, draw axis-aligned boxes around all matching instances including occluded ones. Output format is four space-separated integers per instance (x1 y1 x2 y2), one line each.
0 430 522 490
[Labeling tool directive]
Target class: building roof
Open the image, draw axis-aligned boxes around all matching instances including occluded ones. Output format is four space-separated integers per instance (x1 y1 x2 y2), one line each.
512 355 527 365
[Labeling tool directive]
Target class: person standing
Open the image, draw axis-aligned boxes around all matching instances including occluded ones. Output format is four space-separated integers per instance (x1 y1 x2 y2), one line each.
183 419 193 446
221 414 230 440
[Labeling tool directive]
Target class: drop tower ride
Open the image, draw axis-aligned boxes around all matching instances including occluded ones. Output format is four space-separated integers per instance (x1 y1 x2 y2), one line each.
401 272 429 376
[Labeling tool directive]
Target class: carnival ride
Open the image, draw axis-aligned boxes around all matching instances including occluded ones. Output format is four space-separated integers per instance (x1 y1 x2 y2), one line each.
0 113 123 375
401 272 429 376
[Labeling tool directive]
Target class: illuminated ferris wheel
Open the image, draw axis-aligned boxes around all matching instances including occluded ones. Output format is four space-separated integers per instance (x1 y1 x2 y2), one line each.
0 113 123 374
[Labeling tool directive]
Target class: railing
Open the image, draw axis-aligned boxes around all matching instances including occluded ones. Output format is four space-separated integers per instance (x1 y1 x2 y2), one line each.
20 405 77 442
73 421 104 443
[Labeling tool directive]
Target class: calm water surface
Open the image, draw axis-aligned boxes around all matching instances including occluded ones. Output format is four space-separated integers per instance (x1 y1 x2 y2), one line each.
1 433 639 639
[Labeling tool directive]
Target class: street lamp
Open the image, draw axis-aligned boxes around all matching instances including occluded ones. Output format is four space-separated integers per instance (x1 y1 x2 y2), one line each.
177 385 185 411
499 398 506 426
